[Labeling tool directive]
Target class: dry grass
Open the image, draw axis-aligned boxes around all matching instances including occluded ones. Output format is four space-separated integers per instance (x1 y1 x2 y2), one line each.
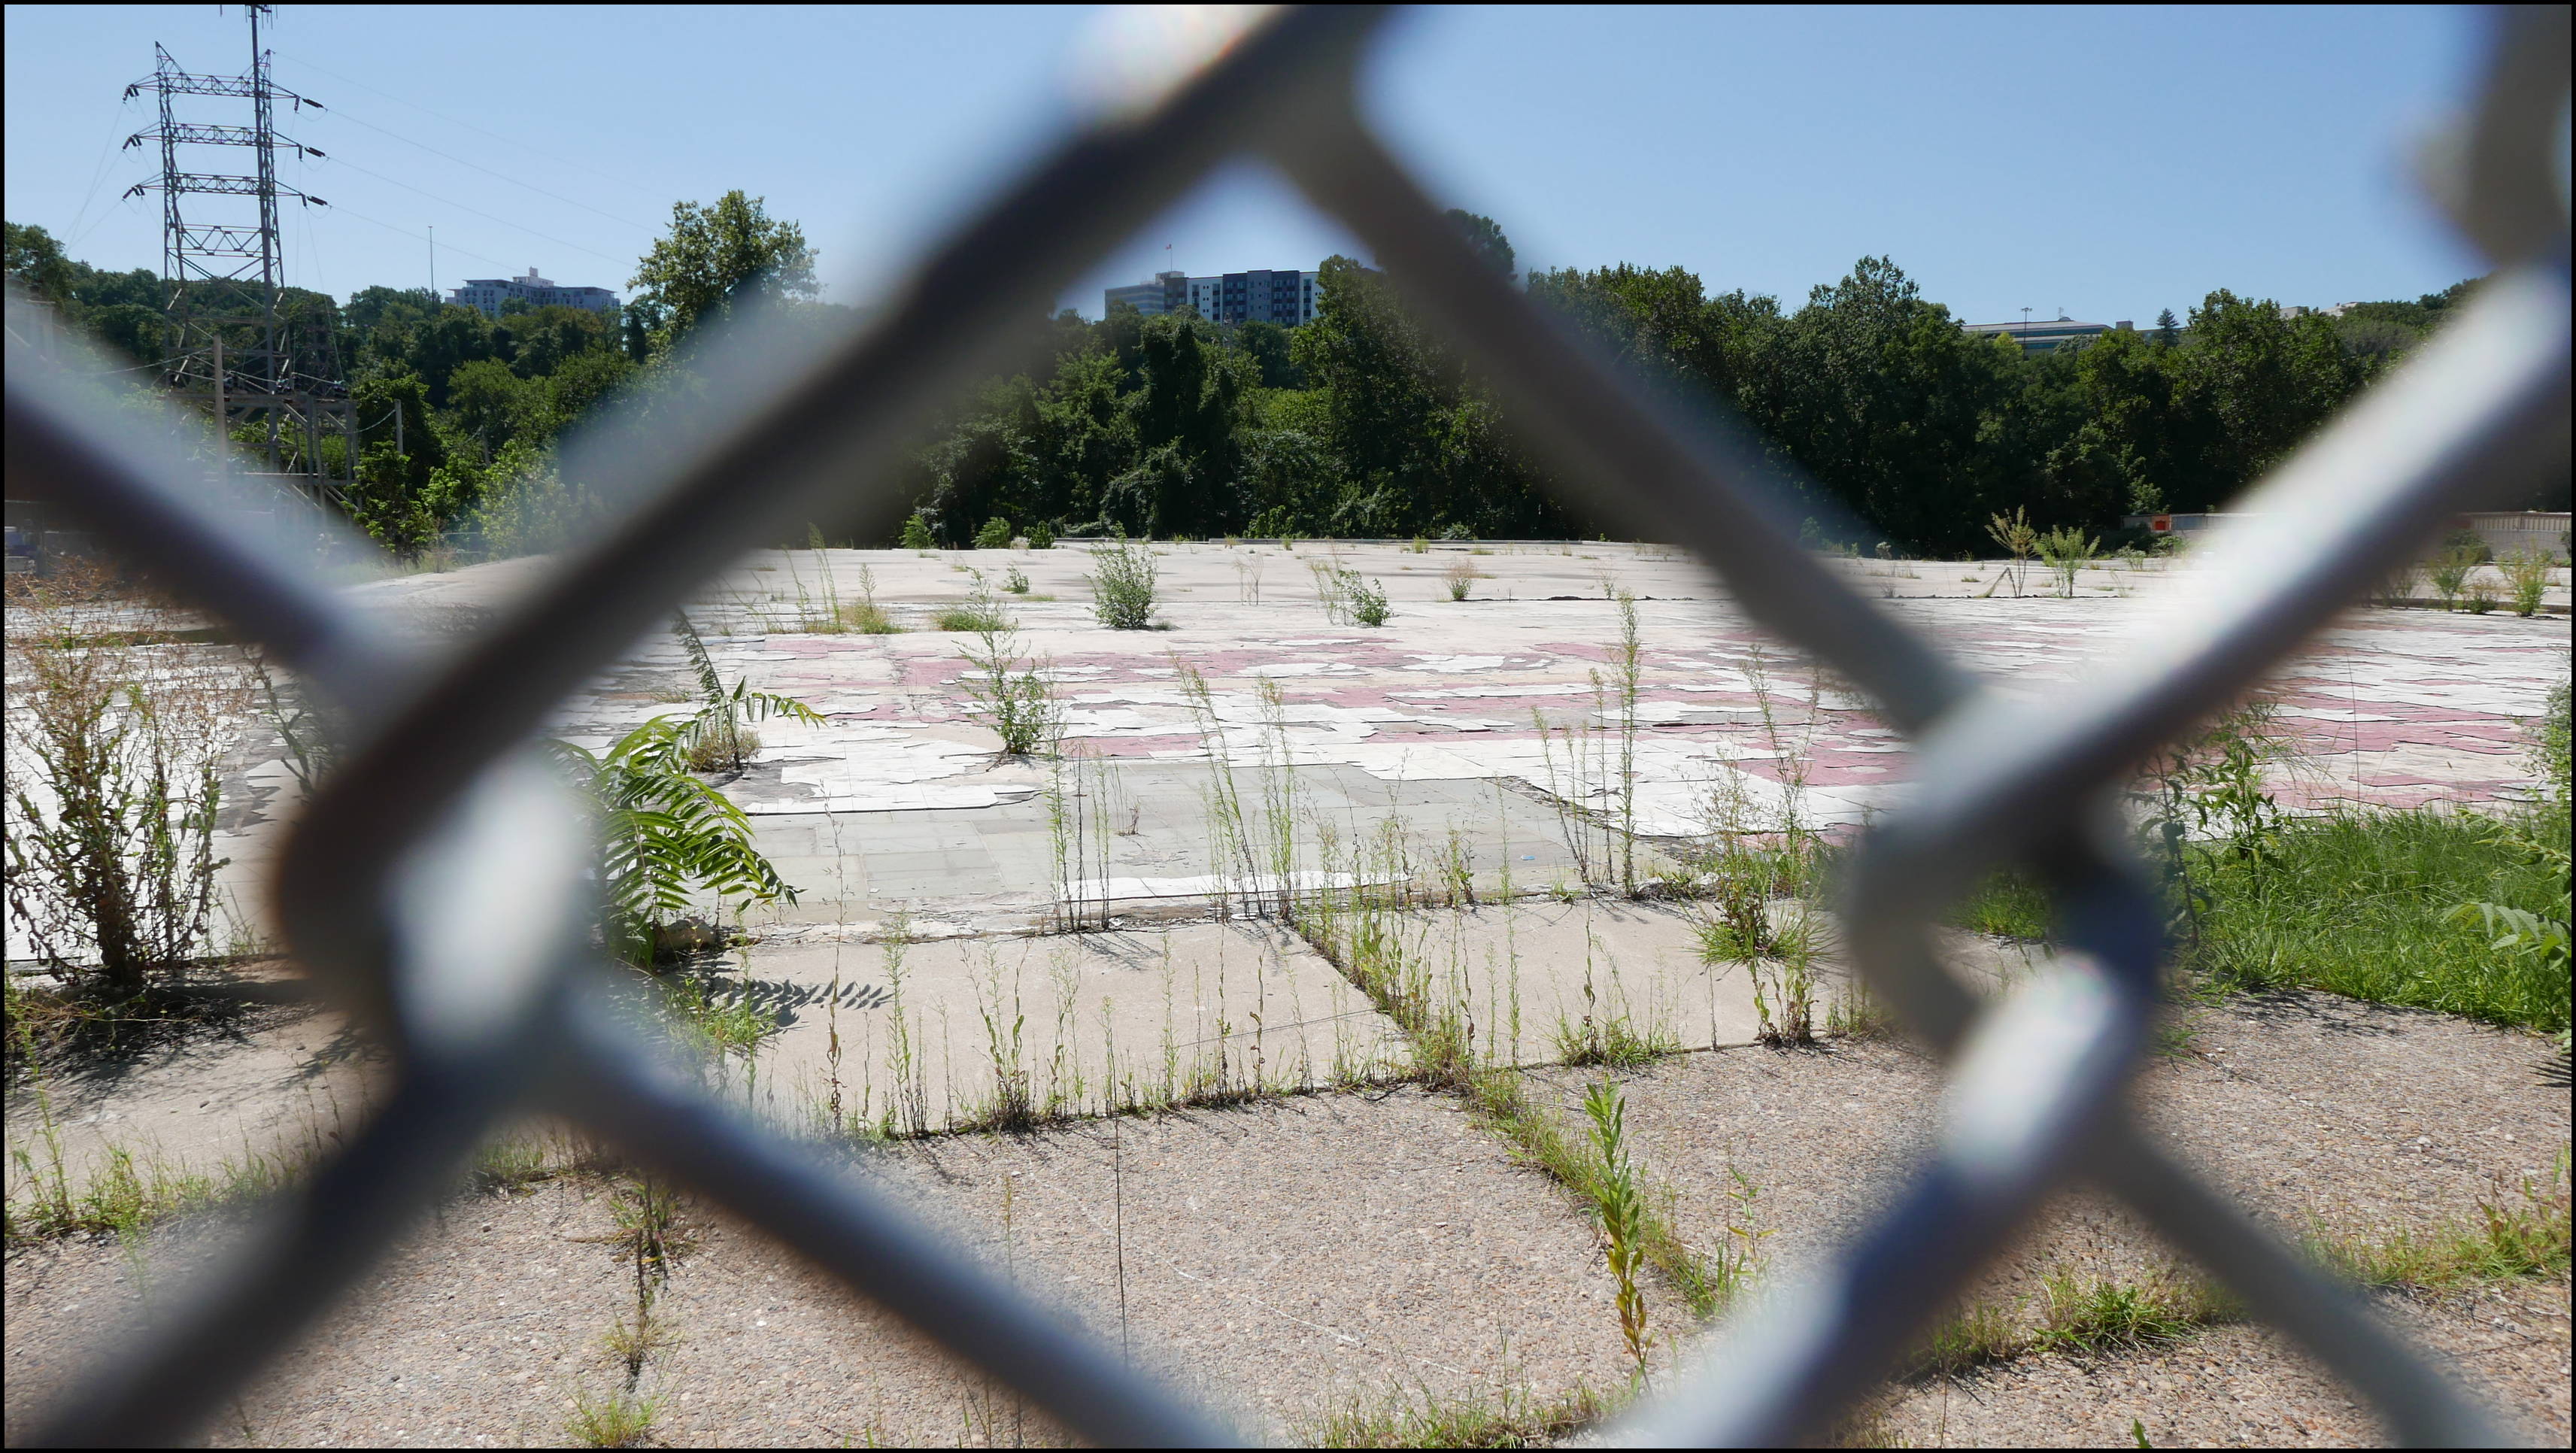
2310 1156 2571 1289
1305 1382 1610 1448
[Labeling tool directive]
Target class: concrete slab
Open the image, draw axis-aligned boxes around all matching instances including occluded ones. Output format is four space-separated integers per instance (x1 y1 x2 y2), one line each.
730 760 1596 933
724 922 1406 1133
2 996 382 1200
1385 898 1775 1065
126 539 2571 945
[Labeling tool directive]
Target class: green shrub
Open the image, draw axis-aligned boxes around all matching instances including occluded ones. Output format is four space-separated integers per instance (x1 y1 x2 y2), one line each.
2440 528 2493 563
900 512 936 551
1025 520 1056 550
1345 573 1391 627
2501 548 2553 617
2 581 239 992
973 516 1012 550
1088 532 1158 629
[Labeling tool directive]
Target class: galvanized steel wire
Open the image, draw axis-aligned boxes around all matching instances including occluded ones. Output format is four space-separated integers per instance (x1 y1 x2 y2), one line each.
7 5 2566 1445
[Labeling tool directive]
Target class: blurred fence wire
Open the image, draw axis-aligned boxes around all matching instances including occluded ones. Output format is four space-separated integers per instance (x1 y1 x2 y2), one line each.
6 5 2567 1446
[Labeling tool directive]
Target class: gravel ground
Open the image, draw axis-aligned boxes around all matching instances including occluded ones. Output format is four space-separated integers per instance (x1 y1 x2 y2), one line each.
6 1086 1629 1446
7 984 2562 1445
1527 986 2570 1444
1863 1276 2571 1447
5 1188 635 1448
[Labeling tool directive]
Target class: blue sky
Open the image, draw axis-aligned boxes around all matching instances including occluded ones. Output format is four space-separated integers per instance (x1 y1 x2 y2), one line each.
5 5 2488 326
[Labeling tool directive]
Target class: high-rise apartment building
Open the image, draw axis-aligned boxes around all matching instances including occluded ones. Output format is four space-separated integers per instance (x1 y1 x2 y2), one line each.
1105 266 1321 326
449 267 621 318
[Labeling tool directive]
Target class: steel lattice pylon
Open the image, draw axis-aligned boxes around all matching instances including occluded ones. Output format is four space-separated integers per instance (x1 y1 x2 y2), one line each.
8 5 2569 1446
121 2 353 504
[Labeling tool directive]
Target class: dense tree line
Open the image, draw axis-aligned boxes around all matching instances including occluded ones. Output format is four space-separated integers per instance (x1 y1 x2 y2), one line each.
909 220 2510 554
9 205 2531 561
6 193 823 554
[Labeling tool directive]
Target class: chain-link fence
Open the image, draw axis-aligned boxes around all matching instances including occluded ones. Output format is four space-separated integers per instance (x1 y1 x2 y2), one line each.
7 5 2567 1445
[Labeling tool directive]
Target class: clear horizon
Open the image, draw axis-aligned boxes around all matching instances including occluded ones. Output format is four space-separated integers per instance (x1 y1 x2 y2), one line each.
4 5 2489 326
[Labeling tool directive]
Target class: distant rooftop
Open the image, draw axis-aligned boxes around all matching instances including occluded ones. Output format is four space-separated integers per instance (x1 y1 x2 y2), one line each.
1961 317 2134 354
449 266 620 318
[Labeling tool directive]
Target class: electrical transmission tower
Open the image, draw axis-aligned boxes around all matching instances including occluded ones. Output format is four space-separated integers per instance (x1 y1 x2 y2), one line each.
123 4 354 505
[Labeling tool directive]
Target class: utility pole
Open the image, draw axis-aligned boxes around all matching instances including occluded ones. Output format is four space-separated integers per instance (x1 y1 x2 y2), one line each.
123 4 352 508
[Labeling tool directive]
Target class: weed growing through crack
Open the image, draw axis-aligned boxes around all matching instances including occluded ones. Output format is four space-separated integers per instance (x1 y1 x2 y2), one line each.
1555 929 1676 1067
1986 506 2037 596
966 948 1039 1132
1582 1078 1655 1382
1294 866 1719 1317
1343 572 1391 627
1530 595 1647 896
1443 557 1480 601
1681 642 1832 1044
1308 1382 1611 1448
932 575 1015 634
1179 660 1263 919
1947 867 2053 940
956 595 1060 757
881 916 930 1136
664 963 784 1073
566 1388 659 1448
2427 541 2481 609
1911 1299 2025 1376
2036 524 2100 598
839 562 901 633
566 1166 695 1446
2031 1266 2234 1357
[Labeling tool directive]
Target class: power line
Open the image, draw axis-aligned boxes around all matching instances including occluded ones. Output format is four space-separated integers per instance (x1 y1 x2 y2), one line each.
325 199 514 275
62 94 137 250
274 50 666 203
312 152 632 268
313 103 657 235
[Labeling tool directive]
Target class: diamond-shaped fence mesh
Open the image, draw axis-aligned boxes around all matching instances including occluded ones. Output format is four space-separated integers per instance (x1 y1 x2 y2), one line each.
6 5 2567 1445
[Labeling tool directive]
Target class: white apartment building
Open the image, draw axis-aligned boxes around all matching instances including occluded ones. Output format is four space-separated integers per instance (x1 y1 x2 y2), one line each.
450 268 620 318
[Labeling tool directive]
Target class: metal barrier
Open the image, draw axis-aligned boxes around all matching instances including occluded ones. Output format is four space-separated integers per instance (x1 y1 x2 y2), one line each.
8 5 2566 1445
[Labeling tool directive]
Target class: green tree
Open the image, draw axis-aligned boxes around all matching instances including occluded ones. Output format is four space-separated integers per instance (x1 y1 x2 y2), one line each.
1762 256 2024 552
4 220 75 303
1445 209 1516 279
1291 253 1564 537
1233 319 1305 389
445 357 532 456
628 190 821 353
2169 290 2361 502
499 303 618 379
